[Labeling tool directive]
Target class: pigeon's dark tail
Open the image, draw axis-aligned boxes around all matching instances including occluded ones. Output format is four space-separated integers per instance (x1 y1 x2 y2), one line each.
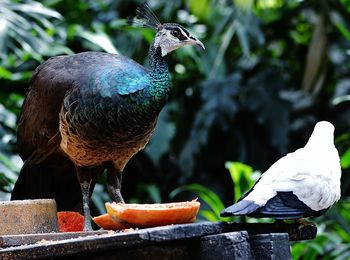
220 200 261 217
11 154 84 212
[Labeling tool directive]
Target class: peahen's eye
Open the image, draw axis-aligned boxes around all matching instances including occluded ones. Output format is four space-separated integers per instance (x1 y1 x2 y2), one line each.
171 28 181 37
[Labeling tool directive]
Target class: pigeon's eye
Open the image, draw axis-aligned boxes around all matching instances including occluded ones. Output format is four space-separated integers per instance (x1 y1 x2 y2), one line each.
171 28 181 37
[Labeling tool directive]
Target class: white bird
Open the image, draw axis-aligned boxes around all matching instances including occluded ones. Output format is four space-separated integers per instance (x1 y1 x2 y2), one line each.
221 121 341 219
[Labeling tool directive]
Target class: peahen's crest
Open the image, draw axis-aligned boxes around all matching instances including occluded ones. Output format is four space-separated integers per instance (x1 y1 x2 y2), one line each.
128 3 162 30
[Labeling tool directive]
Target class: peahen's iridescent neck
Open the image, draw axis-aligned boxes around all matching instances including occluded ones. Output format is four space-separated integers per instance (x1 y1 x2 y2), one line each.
131 43 171 119
147 44 171 98
149 44 168 75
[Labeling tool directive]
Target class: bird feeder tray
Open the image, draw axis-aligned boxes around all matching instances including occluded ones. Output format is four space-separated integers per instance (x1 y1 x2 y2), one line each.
0 221 317 259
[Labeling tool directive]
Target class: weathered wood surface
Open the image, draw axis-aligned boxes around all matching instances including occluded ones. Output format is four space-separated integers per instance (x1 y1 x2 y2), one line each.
0 199 58 235
199 231 253 260
0 221 316 259
0 230 108 247
251 233 291 260
223 221 317 241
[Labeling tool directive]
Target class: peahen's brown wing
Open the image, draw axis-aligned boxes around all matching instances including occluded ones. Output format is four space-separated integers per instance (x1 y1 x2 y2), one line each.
17 56 74 162
12 55 94 210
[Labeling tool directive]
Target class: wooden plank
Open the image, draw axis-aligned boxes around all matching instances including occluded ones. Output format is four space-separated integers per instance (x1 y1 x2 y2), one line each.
116 221 316 242
0 221 317 248
0 230 109 247
136 221 224 241
0 221 316 259
66 242 193 260
222 221 317 241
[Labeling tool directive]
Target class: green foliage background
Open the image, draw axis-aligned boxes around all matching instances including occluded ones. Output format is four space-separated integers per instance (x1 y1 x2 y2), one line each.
1 0 350 258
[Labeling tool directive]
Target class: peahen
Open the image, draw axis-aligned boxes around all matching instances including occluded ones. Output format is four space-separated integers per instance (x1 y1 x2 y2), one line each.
11 3 204 230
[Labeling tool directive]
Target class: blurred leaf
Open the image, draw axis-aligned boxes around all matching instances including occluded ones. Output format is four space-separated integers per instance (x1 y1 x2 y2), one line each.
334 22 350 41
0 104 17 129
0 171 14 193
340 0 350 12
0 152 20 172
210 18 237 78
143 184 162 203
179 73 241 176
145 103 176 164
225 161 256 200
78 27 119 54
91 183 111 214
244 70 291 154
256 0 283 9
0 67 12 79
234 0 254 12
170 183 225 221
129 183 162 204
199 210 218 221
0 0 65 60
341 147 350 169
302 15 327 94
188 0 210 20
332 95 350 106
10 1 62 19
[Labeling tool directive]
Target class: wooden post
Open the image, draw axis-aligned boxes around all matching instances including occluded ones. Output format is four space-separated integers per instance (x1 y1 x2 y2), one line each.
250 233 291 260
199 231 252 259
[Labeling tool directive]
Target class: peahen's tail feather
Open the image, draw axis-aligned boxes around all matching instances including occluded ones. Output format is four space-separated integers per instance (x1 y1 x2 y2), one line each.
220 200 261 217
11 154 83 211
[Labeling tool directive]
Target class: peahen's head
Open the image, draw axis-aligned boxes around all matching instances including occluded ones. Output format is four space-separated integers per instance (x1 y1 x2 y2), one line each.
129 3 205 56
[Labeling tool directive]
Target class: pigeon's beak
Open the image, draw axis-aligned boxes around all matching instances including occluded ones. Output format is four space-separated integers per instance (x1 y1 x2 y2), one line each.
186 37 205 50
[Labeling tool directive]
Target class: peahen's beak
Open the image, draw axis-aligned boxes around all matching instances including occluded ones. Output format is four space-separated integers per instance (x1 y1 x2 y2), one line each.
195 39 205 50
186 37 205 50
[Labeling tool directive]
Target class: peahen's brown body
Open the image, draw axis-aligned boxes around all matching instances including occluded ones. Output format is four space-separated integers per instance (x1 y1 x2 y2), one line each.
11 4 204 230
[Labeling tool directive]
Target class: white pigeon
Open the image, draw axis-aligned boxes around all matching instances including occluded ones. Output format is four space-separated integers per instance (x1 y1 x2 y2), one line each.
221 121 341 219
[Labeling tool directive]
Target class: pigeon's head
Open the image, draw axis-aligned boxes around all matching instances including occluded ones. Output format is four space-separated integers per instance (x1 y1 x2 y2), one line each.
314 121 335 134
306 121 335 148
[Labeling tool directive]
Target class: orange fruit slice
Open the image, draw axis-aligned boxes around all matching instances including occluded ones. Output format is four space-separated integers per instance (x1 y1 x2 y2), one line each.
93 213 128 230
105 200 200 228
57 211 84 232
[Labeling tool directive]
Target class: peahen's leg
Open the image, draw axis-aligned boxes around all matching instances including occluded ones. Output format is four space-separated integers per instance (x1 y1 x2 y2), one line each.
76 166 94 231
106 163 125 203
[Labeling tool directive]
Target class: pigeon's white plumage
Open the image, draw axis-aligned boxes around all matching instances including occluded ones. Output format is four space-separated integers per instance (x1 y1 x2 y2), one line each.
221 121 341 219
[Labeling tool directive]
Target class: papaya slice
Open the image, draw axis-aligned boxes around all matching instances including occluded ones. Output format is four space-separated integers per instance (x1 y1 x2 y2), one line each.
57 211 84 232
105 200 200 228
93 213 129 230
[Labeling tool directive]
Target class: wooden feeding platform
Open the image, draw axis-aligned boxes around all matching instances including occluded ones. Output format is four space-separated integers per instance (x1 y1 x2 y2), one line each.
0 221 317 259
